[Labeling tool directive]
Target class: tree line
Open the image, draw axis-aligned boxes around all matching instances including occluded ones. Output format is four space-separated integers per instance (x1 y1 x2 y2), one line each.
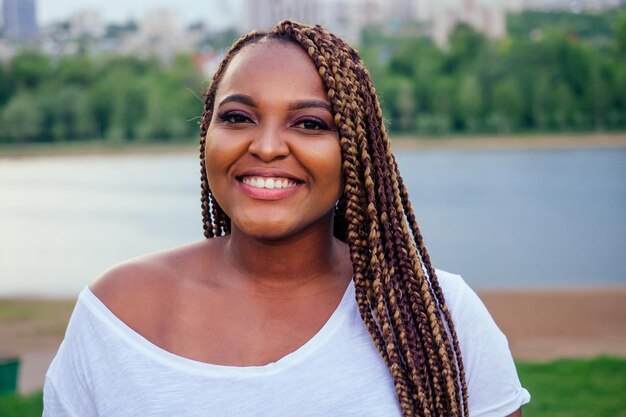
360 9 626 134
0 9 625 143
0 54 205 143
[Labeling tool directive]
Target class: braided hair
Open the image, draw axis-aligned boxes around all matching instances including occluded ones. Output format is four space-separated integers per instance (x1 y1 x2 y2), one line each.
198 20 469 417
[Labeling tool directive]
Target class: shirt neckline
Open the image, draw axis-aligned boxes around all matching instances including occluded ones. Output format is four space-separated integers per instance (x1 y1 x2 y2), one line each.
79 280 356 377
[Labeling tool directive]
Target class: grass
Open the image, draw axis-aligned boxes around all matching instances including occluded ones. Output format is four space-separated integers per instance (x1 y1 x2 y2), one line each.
0 392 42 417
0 299 75 323
517 356 626 417
0 299 75 353
0 357 624 416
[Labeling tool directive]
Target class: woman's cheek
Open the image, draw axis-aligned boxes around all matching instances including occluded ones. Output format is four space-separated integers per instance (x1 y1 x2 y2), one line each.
204 129 240 204
205 130 246 173
292 138 343 194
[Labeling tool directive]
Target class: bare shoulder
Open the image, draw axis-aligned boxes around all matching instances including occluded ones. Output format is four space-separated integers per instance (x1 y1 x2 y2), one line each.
90 239 220 323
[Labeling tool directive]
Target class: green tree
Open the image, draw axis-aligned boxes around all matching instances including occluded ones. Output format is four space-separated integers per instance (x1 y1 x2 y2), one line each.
382 77 417 132
446 24 487 72
9 50 52 90
456 73 483 131
552 82 574 130
0 63 12 107
91 65 148 140
52 86 96 140
136 76 190 141
431 76 456 122
57 56 95 86
587 59 612 129
530 73 552 130
0 93 43 142
616 10 626 58
490 77 524 132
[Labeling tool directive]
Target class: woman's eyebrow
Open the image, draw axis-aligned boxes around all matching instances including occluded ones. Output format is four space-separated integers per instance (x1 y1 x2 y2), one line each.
218 94 257 107
218 95 331 113
288 100 332 112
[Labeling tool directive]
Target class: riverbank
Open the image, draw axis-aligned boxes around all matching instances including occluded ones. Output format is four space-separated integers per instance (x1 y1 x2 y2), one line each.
391 132 626 151
1 132 625 159
0 139 198 159
2 286 625 393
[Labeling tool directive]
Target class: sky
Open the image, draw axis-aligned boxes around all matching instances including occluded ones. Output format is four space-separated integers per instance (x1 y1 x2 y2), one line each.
37 0 243 29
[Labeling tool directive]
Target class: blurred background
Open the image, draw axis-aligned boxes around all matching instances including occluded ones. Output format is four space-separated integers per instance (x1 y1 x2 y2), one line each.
0 0 625 415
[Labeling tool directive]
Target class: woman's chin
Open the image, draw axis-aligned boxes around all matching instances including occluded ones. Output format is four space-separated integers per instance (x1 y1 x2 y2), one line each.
227 207 336 242
231 219 298 241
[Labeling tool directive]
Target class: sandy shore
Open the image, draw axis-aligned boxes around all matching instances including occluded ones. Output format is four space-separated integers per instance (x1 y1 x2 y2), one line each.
390 132 626 151
480 287 626 361
1 287 625 393
1 133 624 160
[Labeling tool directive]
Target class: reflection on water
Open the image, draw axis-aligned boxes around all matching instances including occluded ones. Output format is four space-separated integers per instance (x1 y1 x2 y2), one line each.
1 148 624 296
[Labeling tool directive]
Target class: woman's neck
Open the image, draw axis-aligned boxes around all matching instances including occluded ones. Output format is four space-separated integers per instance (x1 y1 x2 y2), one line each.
218 220 350 295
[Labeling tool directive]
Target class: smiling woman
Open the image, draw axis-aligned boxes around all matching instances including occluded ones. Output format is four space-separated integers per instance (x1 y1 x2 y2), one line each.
43 21 529 417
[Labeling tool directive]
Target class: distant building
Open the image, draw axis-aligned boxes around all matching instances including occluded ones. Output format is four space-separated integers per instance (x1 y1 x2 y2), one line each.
69 9 104 38
139 8 182 39
318 0 385 43
238 0 509 46
416 0 507 46
516 0 624 11
238 0 384 43
116 8 203 64
2 0 38 41
0 38 15 61
239 0 320 33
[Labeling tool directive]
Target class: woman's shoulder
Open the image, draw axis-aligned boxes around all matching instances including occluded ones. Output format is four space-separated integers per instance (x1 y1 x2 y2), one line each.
433 269 471 310
432 269 501 345
89 238 220 330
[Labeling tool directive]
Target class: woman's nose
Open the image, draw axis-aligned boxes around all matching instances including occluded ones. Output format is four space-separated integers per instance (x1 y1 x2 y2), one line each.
247 124 289 162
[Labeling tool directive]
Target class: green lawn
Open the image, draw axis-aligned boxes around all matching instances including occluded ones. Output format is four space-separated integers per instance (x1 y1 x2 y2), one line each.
0 391 42 417
1 357 624 417
517 356 626 417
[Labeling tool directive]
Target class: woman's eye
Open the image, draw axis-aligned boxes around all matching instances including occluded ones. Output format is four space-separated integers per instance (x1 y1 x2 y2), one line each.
294 118 329 130
218 112 252 124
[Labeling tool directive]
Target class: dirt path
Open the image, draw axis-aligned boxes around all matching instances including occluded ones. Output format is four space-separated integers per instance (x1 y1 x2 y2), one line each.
481 287 626 361
2 287 625 393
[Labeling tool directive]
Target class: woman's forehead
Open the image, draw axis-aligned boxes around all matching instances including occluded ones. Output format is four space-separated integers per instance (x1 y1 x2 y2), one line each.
216 40 328 103
228 38 307 70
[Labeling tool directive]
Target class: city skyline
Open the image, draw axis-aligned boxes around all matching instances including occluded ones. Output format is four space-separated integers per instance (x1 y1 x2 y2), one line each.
26 0 626 30
36 0 242 28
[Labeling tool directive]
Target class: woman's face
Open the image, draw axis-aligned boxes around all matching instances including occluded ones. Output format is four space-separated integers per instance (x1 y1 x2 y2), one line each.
204 40 343 240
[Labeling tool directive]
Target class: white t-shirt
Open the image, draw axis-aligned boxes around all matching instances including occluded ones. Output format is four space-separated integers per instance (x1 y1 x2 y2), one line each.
44 270 530 416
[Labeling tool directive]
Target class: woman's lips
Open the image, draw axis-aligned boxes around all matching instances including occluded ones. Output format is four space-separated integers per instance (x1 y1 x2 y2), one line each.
237 176 302 200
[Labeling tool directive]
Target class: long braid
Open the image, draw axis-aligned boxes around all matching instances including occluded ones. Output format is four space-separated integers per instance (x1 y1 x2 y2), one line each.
198 20 468 417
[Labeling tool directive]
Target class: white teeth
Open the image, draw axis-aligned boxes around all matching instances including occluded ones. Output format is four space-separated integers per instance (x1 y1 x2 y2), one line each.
241 176 297 189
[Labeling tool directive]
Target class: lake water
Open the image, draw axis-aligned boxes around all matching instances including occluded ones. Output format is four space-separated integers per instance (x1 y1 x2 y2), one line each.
1 147 624 297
